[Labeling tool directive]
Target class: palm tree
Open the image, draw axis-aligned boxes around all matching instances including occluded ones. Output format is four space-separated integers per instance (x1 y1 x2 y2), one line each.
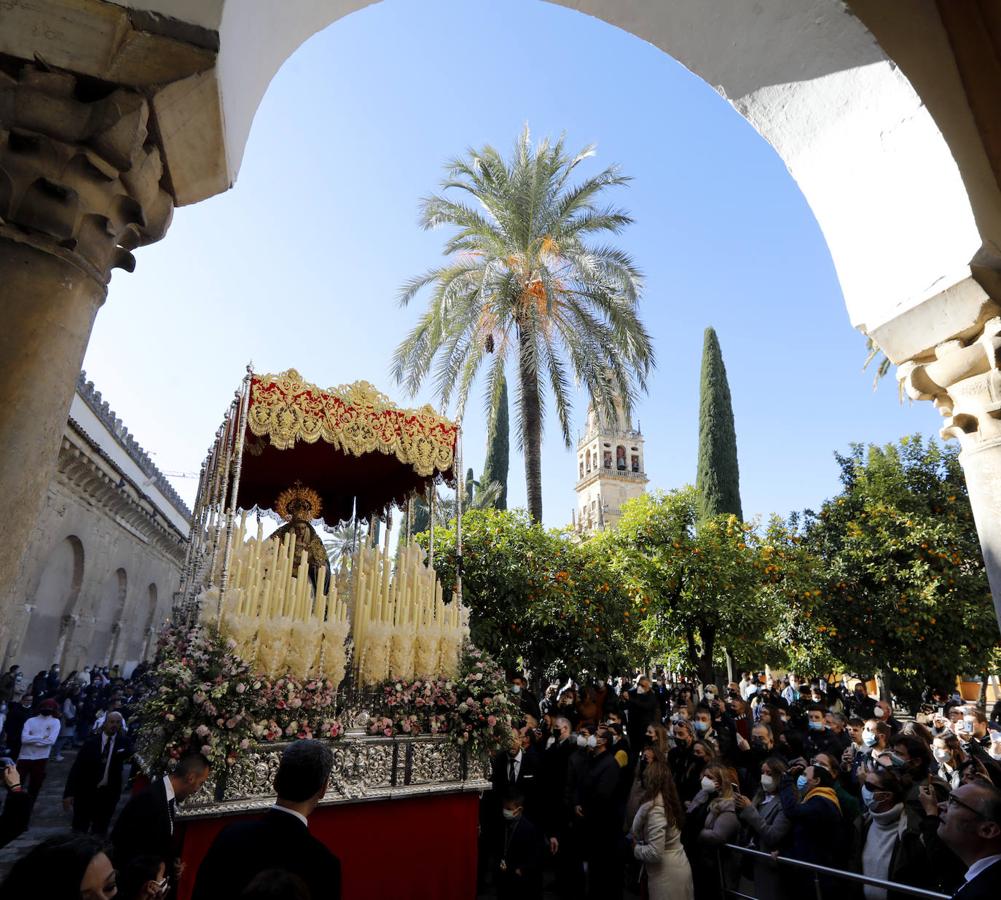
392 127 654 521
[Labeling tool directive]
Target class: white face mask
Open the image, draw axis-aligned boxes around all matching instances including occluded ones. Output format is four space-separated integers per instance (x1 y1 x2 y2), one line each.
873 707 885 719
701 776 717 794
933 747 950 762
576 734 589 748
502 808 520 821
546 736 556 749
587 735 598 749
862 729 878 747
760 774 777 793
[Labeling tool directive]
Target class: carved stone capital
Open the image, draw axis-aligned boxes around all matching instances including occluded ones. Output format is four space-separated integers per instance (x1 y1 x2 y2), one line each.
0 62 173 287
899 316 1001 453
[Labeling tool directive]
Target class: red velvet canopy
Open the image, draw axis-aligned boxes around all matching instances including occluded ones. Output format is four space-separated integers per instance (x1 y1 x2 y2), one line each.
231 370 457 524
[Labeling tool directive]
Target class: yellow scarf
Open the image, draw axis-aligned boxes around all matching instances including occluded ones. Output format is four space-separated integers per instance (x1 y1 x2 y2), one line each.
804 786 841 811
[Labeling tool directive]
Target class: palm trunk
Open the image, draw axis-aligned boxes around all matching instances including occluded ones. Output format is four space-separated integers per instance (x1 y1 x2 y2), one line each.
517 326 544 522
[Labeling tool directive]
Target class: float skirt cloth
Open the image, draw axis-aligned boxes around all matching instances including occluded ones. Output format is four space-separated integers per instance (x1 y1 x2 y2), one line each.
176 791 479 900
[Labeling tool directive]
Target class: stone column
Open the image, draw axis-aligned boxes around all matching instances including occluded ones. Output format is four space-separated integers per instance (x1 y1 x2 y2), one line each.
0 64 173 607
53 613 79 668
899 316 1001 630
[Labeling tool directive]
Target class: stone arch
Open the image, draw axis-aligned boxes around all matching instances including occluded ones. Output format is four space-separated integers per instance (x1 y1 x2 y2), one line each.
90 567 128 667
18 535 84 676
138 583 160 661
207 0 980 340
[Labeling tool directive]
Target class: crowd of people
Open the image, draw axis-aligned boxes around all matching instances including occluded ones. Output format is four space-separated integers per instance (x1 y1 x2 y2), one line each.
0 658 341 900
486 671 1001 900
2 658 1001 900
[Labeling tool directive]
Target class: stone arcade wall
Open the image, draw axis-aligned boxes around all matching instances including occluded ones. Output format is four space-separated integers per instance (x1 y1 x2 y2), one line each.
1 375 190 675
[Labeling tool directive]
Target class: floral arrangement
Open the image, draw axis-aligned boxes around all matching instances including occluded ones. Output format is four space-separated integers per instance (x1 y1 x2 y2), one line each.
136 627 508 773
368 644 516 756
134 624 262 770
135 624 343 770
254 675 343 742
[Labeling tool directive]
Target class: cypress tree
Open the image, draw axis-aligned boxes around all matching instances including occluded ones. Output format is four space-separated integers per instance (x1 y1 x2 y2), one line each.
481 374 509 510
696 327 742 523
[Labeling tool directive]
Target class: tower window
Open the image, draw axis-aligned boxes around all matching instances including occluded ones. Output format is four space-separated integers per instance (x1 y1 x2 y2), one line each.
631 454 640 473
603 450 612 469
616 445 626 470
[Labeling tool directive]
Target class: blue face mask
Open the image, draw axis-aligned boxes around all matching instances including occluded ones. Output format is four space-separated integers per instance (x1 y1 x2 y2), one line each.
809 721 824 731
694 720 709 733
796 775 809 792
860 786 876 809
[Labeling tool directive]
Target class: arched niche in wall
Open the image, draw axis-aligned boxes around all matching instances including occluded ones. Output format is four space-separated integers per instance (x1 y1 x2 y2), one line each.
90 568 128 667
19 535 84 675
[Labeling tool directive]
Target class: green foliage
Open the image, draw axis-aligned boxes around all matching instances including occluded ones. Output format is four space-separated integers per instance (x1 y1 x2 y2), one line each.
598 489 782 683
420 508 636 681
796 436 999 701
481 374 509 510
392 126 654 521
696 328 742 524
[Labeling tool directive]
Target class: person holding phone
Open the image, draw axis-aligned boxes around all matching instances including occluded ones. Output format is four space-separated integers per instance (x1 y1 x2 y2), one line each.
0 759 30 849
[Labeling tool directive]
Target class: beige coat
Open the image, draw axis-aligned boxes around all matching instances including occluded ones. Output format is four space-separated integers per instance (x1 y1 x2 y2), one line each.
631 798 695 900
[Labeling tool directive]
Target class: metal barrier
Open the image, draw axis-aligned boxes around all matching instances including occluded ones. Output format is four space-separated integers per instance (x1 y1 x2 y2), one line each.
720 843 952 900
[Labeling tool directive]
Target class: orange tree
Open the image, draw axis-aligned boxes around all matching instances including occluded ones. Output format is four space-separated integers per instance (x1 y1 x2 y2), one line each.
795 436 999 706
596 488 785 685
421 508 637 682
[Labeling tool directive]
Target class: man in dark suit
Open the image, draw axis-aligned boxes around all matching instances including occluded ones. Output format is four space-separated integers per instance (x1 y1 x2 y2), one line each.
935 780 1001 899
495 789 546 900
63 711 129 834
192 739 341 900
111 750 211 872
491 728 542 812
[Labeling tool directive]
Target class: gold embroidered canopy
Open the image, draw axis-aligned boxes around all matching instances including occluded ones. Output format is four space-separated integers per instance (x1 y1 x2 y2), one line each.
234 369 457 523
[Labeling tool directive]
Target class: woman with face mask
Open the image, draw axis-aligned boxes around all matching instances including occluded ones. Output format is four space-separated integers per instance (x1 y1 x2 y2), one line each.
733 757 792 900
683 764 740 900
628 752 694 900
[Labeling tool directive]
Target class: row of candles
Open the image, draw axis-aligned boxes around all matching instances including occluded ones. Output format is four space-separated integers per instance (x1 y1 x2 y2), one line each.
350 538 468 684
203 512 468 686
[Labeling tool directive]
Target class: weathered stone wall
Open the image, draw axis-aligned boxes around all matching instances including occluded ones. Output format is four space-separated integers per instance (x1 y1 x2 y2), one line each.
1 377 189 676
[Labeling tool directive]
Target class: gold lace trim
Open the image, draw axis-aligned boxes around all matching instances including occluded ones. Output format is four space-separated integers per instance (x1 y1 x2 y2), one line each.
247 370 457 477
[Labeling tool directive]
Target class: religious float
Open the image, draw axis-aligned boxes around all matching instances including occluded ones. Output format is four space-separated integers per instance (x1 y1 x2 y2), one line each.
136 369 515 900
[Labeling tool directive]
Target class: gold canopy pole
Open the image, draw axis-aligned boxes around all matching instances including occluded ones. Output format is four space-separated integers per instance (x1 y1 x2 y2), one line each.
455 421 463 606
428 482 435 567
205 416 232 602
217 364 253 628
177 459 207 616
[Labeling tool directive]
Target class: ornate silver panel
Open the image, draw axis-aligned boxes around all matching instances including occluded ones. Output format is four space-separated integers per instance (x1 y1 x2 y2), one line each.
175 734 490 819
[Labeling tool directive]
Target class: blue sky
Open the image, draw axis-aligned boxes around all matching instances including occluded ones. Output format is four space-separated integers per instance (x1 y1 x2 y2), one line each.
82 0 943 528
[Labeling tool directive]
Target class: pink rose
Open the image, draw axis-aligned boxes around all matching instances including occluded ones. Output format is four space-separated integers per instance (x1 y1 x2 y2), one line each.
487 715 497 726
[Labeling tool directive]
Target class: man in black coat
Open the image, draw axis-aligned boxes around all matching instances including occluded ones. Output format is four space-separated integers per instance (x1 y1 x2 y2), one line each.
192 739 341 900
111 750 211 872
937 780 1001 899
495 789 546 900
63 711 129 834
491 729 542 818
573 729 622 897
624 677 657 745
2 694 32 761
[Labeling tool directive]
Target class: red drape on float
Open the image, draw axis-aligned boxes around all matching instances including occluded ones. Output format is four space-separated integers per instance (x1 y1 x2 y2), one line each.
175 792 479 900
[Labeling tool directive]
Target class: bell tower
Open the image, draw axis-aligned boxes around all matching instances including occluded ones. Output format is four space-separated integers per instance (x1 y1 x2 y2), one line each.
574 399 647 533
